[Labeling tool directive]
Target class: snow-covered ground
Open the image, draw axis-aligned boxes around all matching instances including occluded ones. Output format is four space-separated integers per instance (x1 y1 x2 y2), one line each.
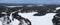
18 12 56 25
0 12 56 25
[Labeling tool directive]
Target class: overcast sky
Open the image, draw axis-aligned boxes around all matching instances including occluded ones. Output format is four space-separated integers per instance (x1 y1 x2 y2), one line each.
0 0 60 4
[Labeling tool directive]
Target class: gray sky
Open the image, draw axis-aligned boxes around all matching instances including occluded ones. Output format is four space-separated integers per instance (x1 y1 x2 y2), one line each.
0 0 60 4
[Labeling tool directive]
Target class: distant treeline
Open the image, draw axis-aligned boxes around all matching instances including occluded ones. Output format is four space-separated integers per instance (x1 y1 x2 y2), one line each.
0 4 60 16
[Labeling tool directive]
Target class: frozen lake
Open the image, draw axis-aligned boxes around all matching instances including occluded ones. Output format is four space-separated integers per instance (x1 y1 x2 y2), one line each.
0 12 56 25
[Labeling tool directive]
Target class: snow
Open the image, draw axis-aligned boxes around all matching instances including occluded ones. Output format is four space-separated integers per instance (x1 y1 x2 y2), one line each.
0 12 56 25
18 12 56 25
